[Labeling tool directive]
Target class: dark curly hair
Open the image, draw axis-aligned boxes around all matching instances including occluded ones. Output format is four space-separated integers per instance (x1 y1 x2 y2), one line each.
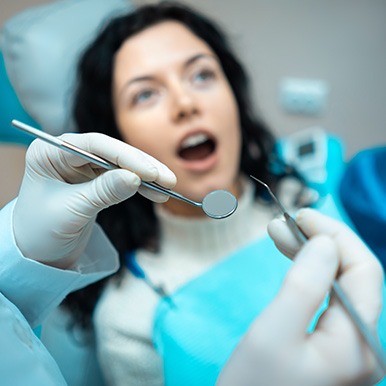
63 1 299 330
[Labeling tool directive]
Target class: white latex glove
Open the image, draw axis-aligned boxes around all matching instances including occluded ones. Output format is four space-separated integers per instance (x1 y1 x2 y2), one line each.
13 133 176 268
218 209 385 386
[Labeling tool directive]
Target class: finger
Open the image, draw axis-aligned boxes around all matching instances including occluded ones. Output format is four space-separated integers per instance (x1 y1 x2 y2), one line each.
295 208 384 327
79 169 141 214
25 138 70 180
60 133 177 188
261 235 338 338
137 184 170 203
295 208 372 266
267 218 302 259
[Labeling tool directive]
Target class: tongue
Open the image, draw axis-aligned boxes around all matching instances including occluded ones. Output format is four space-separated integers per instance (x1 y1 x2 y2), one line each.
179 142 214 161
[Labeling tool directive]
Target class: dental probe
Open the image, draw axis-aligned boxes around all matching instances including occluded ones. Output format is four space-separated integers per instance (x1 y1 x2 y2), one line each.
250 175 386 374
11 119 237 220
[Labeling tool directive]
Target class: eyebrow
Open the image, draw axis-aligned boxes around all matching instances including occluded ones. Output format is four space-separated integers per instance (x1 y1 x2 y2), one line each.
119 53 218 94
185 53 217 67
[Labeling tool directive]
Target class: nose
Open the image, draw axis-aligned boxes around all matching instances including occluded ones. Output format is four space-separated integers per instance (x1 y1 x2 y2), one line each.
170 83 199 122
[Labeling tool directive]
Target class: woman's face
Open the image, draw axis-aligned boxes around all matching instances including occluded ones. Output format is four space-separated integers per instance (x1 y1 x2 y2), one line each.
112 21 242 216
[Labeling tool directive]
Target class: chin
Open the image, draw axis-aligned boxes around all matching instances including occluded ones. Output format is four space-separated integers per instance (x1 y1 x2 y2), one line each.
185 176 239 202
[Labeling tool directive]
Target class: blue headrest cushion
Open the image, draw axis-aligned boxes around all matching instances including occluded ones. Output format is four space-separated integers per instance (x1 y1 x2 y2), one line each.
0 51 39 145
339 146 386 263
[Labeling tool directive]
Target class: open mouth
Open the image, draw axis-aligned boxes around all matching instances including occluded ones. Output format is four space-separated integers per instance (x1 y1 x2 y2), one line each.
177 133 216 161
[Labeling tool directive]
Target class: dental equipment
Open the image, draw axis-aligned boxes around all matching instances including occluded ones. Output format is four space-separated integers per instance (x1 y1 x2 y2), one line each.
125 254 175 306
11 119 238 220
250 175 386 374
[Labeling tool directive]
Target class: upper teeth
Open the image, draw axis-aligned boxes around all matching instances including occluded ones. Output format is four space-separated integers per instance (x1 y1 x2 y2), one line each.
180 133 209 149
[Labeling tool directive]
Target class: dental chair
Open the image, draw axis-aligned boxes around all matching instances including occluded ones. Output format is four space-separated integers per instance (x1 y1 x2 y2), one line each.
0 50 36 208
339 146 386 269
1 1 131 385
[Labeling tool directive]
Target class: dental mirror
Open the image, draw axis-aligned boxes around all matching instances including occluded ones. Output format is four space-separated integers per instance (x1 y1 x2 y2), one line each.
202 189 238 219
12 119 238 220
149 184 237 219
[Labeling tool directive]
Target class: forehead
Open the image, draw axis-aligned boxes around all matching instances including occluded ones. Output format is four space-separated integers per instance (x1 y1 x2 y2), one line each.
114 21 215 76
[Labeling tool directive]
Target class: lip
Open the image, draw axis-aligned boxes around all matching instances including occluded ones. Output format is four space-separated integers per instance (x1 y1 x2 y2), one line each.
176 128 219 173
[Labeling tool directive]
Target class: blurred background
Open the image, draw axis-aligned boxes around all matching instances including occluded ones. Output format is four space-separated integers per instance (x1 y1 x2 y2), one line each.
1 0 385 207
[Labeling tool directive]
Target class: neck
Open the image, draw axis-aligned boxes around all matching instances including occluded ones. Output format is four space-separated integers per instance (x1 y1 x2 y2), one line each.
154 178 273 259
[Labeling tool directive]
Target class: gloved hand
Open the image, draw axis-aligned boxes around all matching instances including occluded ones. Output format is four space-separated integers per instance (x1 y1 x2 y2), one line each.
13 133 176 268
218 209 385 386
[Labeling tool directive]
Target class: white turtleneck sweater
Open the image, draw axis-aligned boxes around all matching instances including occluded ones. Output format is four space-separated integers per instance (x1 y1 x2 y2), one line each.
94 180 276 386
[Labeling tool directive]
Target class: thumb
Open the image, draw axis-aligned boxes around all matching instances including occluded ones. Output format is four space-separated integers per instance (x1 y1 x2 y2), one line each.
267 218 301 259
260 235 339 340
80 169 141 215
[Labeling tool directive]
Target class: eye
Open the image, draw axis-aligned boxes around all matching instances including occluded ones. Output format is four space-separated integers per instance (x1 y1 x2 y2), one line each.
131 88 158 106
192 68 216 85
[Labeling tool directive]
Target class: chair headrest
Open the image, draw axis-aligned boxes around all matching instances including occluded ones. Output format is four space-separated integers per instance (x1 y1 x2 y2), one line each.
1 0 131 136
0 51 38 145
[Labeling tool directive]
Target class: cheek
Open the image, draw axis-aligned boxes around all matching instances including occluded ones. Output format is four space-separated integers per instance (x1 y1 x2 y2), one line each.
119 126 175 170
211 84 240 125
221 97 242 174
116 110 167 154
216 92 242 148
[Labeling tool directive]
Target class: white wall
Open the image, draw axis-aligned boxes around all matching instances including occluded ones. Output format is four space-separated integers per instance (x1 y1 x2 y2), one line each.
1 0 52 23
182 0 386 157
